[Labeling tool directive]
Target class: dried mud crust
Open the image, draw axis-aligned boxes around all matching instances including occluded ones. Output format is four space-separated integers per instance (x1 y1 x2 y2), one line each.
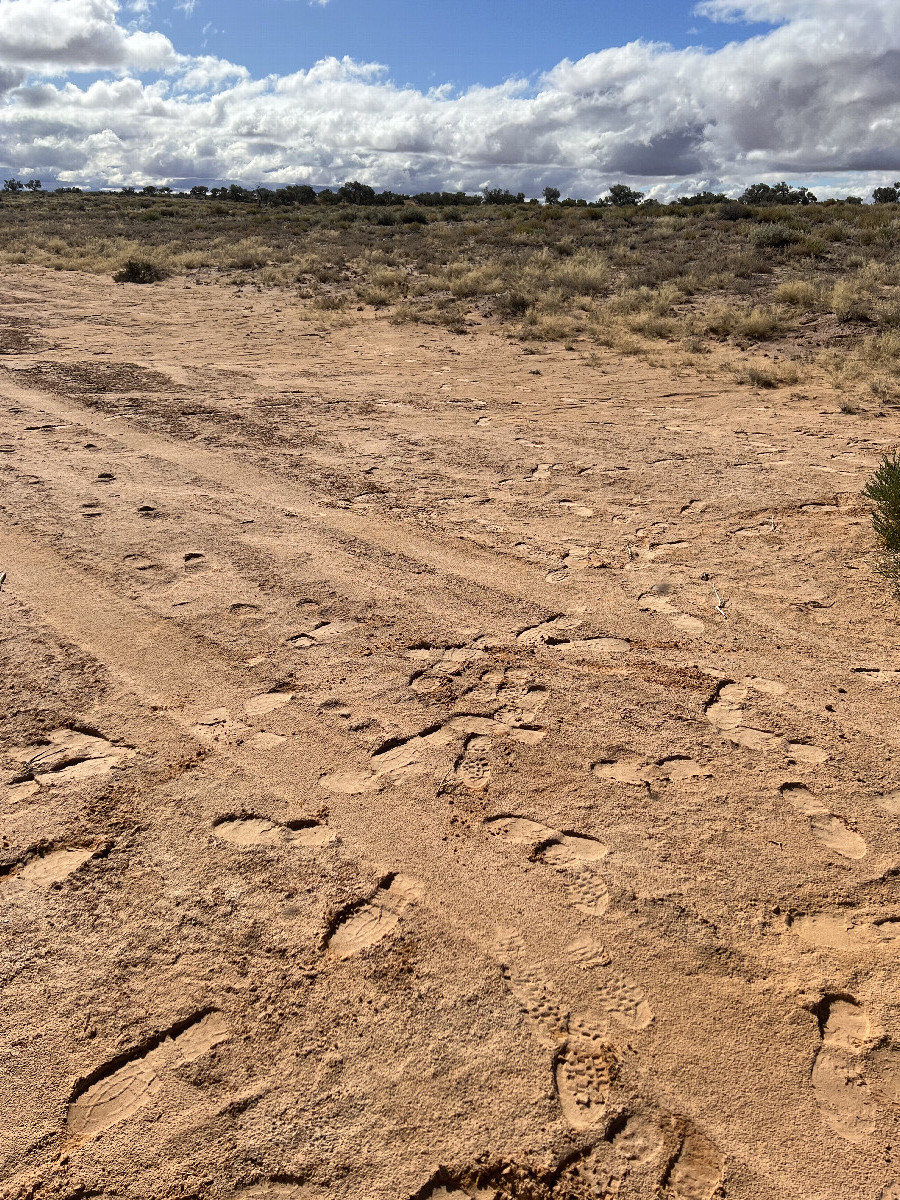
1 267 900 1200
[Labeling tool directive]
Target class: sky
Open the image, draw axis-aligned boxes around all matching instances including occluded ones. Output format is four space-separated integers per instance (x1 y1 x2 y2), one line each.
0 0 898 198
162 0 774 94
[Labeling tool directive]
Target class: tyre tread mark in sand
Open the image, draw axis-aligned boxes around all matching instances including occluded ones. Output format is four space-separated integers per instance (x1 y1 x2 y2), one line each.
66 1010 229 1144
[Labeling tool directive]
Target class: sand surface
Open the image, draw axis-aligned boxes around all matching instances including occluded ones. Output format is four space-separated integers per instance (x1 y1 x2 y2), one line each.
2 269 900 1199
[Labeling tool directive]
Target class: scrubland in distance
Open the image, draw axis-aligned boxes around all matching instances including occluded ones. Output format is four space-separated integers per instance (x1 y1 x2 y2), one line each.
3 192 900 403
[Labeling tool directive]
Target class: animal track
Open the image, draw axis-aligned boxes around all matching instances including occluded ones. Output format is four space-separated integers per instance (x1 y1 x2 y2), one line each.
811 996 877 1143
326 874 422 959
212 816 335 849
780 784 866 859
67 1011 228 1144
9 727 135 787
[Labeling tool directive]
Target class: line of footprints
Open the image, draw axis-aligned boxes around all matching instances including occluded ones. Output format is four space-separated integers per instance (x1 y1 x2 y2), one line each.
10 643 893 1195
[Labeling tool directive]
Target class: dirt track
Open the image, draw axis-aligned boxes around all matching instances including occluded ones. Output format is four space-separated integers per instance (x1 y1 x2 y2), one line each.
3 268 900 1200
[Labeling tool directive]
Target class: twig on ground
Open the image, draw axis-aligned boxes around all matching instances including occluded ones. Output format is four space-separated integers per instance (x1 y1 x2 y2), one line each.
712 583 727 620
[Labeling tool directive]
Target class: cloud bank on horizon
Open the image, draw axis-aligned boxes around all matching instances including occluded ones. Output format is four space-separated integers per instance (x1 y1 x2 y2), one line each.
0 0 898 197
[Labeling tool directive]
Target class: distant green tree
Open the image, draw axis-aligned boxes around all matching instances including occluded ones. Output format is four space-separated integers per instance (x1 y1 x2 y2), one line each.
604 183 645 207
2 179 24 193
24 179 42 192
189 185 209 198
676 190 728 206
339 180 377 205
482 187 524 205
542 186 561 205
739 181 816 205
141 184 157 195
873 184 900 203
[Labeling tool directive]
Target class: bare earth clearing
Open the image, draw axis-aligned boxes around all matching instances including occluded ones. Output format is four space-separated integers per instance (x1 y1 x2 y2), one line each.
3 267 900 1200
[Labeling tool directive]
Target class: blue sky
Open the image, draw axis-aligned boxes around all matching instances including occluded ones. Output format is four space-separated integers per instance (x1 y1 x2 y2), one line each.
164 0 774 92
1 0 898 196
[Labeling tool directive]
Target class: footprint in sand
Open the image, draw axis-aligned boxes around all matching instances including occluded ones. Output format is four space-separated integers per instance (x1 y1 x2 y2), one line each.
232 1188 315 1200
123 552 157 572
811 996 878 1143
661 1126 725 1200
288 619 357 649
564 936 654 1029
455 735 493 790
516 616 631 658
638 583 704 637
212 816 335 849
18 846 98 887
496 935 570 1042
406 643 486 693
495 935 619 1130
325 874 422 959
486 816 611 917
593 755 710 788
852 667 900 685
791 910 900 951
516 616 583 646
9 727 135 787
66 1012 229 1145
244 691 295 717
705 679 827 761
321 688 548 795
554 1031 619 1130
781 784 866 860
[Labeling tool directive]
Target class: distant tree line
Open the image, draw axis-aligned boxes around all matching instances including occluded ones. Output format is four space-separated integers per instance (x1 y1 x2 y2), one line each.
1 175 896 206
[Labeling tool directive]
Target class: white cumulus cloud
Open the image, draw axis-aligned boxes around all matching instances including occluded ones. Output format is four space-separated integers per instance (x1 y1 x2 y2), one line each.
0 0 898 196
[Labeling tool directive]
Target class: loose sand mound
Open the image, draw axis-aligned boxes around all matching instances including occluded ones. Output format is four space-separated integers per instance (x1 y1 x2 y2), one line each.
2 268 900 1199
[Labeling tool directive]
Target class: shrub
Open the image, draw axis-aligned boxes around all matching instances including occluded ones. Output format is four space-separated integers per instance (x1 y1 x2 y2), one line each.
748 223 801 249
776 280 818 308
864 451 900 591
736 360 799 388
113 259 166 283
399 209 429 224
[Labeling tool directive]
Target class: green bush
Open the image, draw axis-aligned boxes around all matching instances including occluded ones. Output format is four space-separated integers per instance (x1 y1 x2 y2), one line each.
864 451 900 590
749 223 801 249
113 259 166 283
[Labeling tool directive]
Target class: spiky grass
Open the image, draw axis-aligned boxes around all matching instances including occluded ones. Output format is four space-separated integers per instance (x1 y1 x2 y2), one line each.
864 451 900 591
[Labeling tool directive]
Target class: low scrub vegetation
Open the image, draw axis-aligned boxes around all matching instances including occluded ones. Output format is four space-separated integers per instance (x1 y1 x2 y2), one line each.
2 187 900 400
865 452 900 593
